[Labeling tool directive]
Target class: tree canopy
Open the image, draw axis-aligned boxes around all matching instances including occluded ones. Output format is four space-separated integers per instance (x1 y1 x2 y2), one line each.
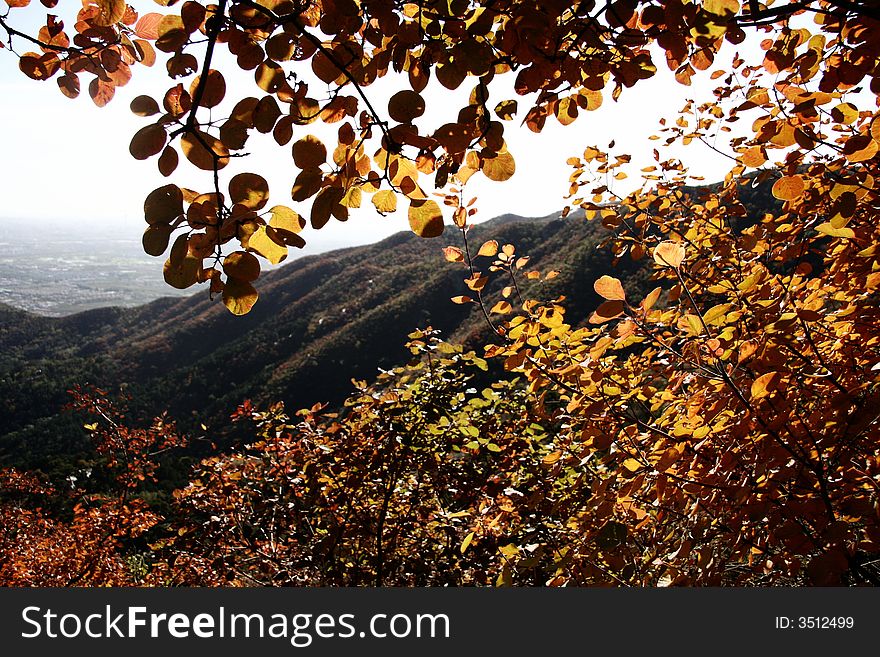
2 0 876 311
2 0 880 586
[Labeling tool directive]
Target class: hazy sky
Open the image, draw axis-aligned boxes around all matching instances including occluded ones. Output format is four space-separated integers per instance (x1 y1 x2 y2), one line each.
0 2 748 255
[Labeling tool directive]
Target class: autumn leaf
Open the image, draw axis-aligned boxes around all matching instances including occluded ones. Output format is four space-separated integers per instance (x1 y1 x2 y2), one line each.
771 175 805 201
653 241 686 268
477 240 499 258
181 131 229 170
408 199 444 238
223 277 259 315
751 372 781 400
480 150 516 182
248 226 288 264
372 190 397 215
223 251 261 282
594 275 626 301
229 173 270 210
388 90 426 123
443 246 464 262
292 135 327 169
589 300 625 323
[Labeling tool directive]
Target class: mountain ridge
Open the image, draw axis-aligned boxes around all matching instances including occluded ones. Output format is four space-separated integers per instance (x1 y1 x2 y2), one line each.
0 209 637 477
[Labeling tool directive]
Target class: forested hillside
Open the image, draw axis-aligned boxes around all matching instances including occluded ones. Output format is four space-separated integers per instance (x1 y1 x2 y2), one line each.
0 211 644 479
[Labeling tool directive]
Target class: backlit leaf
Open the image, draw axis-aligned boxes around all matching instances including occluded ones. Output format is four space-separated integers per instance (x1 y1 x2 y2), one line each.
477 240 499 258
589 300 625 323
223 278 259 315
372 189 397 215
495 99 517 120
129 124 167 160
268 206 304 234
189 69 225 108
229 173 270 210
443 246 464 262
181 131 229 170
142 225 172 256
815 223 855 239
94 0 126 26
248 226 288 264
408 199 444 238
144 184 183 225
653 241 686 268
223 251 261 282
480 151 516 182
771 175 805 201
594 275 626 301
751 372 780 400
130 95 160 117
388 90 426 123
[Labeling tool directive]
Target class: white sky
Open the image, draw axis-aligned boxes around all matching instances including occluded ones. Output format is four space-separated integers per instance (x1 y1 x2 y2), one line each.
0 2 754 255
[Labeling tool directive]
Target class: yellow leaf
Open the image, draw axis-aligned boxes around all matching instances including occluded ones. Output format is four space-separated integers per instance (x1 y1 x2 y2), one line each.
460 531 475 554
642 287 662 311
408 199 444 237
223 278 259 315
594 275 626 301
622 458 642 472
268 205 304 234
815 222 855 239
248 226 288 265
703 303 732 326
702 0 739 15
372 189 397 215
751 371 780 400
480 150 516 182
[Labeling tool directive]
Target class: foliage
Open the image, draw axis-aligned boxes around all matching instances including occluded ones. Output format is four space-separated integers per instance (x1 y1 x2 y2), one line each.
5 0 877 313
0 388 185 585
2 0 880 586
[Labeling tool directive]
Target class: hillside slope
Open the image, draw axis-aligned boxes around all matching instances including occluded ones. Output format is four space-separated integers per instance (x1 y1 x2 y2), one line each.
0 211 644 473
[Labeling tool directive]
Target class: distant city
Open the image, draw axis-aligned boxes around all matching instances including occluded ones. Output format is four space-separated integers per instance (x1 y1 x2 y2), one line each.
0 218 195 316
0 216 398 316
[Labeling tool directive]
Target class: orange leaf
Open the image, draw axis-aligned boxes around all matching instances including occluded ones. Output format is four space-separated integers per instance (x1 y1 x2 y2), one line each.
443 246 464 262
653 241 686 268
594 275 626 301
589 300 625 323
771 175 805 201
477 240 499 258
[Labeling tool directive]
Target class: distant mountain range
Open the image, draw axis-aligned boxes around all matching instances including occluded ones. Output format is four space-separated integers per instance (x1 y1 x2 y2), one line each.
2 210 655 479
